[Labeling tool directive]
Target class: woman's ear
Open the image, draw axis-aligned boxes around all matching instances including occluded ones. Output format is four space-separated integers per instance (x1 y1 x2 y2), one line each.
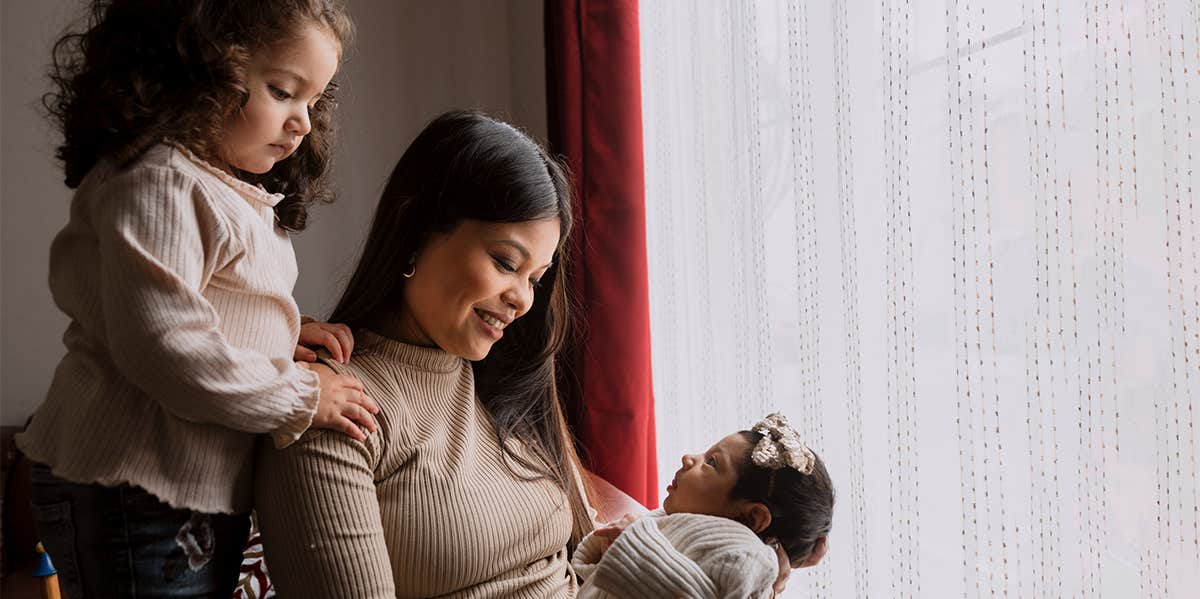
736 502 773 533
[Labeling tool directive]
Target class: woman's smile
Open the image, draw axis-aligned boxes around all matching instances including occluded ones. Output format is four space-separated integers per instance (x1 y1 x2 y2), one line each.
474 307 508 340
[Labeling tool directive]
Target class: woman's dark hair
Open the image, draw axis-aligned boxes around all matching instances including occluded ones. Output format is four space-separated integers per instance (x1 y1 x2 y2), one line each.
328 110 592 545
731 431 834 565
44 0 354 230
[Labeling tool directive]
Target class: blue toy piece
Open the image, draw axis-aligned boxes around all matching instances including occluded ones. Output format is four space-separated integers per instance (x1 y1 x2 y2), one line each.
33 542 58 577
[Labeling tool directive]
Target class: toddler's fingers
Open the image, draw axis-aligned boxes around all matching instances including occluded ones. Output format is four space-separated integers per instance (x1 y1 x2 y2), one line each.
344 402 378 434
335 415 367 442
313 330 344 363
332 324 354 360
355 391 380 415
293 345 318 362
339 374 365 391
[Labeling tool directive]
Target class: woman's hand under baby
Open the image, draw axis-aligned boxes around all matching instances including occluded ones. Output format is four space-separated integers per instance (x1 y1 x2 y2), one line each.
592 512 641 553
301 362 380 442
766 538 791 597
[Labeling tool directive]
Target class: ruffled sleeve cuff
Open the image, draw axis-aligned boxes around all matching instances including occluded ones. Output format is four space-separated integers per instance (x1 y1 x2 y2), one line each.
269 364 321 448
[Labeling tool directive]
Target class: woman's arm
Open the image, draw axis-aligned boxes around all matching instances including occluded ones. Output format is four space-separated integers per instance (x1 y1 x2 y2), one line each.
254 428 395 598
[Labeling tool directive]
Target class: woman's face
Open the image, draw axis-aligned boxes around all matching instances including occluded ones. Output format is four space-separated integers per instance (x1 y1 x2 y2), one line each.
397 218 560 361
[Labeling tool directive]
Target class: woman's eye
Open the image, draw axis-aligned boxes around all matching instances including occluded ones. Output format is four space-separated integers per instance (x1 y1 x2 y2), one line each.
268 85 293 101
492 256 517 273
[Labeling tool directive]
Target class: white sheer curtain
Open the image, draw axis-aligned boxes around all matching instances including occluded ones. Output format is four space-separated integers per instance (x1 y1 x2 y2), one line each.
640 1 1199 597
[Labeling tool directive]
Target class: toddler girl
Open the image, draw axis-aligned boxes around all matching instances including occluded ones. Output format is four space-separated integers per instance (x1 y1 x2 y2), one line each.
573 413 834 598
17 0 375 595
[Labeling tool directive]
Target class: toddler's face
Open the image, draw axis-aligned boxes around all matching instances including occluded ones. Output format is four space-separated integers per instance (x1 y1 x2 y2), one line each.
219 22 340 174
662 433 752 517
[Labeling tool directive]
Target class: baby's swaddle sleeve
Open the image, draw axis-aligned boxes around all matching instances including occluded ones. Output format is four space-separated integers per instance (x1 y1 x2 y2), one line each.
579 515 718 599
571 527 607 582
700 543 779 599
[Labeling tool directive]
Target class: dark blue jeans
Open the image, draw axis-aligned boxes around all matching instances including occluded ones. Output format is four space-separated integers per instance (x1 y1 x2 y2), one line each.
30 463 250 598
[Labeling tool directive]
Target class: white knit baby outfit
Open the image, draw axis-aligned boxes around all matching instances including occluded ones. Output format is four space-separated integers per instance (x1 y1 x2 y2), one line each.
572 509 778 599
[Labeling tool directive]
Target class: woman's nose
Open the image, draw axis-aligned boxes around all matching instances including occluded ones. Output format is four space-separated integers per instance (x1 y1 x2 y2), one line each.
502 282 533 317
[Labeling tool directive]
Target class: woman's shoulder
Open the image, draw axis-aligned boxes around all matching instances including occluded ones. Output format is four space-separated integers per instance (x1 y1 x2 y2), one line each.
313 347 443 408
316 348 412 380
314 353 375 386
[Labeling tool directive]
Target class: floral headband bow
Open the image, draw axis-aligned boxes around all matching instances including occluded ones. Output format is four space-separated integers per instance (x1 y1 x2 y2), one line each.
750 412 816 475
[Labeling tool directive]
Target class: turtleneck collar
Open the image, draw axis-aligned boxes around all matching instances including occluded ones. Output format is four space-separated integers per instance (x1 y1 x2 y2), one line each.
356 329 463 374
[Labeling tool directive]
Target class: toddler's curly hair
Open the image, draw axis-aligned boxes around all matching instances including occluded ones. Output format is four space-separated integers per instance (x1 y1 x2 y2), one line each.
45 0 354 230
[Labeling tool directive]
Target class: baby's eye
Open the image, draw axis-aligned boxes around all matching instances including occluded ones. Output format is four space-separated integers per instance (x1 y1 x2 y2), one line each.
530 278 542 289
704 456 717 468
268 85 293 101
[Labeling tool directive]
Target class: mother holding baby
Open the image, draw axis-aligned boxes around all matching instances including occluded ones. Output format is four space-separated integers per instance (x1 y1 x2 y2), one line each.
255 110 593 597
255 111 803 597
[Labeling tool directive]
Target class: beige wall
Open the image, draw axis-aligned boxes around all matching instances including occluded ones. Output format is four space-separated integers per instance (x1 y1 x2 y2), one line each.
0 0 547 425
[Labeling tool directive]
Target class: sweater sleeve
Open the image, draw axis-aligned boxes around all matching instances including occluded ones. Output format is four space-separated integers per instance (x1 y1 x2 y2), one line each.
701 543 779 599
571 530 607 581
574 508 669 582
586 516 718 599
91 165 319 446
254 427 395 598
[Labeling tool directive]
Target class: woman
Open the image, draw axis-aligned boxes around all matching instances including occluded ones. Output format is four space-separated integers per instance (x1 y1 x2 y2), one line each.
254 111 594 598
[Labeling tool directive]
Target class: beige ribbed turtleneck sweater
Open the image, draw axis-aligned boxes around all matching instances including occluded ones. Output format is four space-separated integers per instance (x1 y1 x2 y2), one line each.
254 331 581 598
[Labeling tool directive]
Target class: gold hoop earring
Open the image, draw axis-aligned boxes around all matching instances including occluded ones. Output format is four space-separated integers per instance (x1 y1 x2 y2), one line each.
403 253 416 278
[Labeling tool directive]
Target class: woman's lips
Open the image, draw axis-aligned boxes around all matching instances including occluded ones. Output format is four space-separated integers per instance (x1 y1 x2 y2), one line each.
474 308 504 341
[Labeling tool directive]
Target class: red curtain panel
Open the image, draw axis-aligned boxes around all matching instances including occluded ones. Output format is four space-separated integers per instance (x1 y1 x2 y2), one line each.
545 0 658 508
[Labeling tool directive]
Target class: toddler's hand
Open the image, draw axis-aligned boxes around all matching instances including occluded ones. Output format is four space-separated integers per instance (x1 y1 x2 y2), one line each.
295 320 354 364
302 362 379 441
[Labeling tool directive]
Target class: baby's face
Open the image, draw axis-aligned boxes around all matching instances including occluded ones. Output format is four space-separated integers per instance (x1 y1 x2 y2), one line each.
662 433 752 516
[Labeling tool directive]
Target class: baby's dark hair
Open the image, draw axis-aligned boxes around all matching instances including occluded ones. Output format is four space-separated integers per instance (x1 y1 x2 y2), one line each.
730 430 834 566
44 0 354 230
